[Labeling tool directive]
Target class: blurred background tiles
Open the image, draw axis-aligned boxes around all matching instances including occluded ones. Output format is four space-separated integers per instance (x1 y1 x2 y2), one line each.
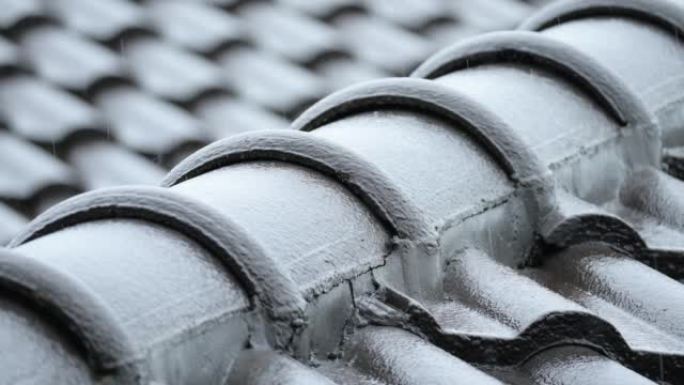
0 0 547 242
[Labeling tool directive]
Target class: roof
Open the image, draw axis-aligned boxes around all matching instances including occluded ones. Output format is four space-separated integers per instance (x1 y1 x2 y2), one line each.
4 0 684 384
0 0 540 244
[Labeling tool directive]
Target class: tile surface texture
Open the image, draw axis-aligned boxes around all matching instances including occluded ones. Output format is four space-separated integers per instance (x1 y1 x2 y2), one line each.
5 0 684 385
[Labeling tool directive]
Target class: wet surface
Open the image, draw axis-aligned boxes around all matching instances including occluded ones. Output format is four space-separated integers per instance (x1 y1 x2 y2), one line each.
5 0 684 384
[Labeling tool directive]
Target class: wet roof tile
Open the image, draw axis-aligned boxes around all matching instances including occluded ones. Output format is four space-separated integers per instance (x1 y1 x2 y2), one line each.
0 75 101 143
0 0 44 31
332 13 436 75
146 0 246 54
94 85 207 159
45 0 146 42
239 2 346 65
194 95 291 138
19 25 125 92
362 0 454 31
123 36 226 103
65 139 166 190
0 130 77 207
217 47 327 115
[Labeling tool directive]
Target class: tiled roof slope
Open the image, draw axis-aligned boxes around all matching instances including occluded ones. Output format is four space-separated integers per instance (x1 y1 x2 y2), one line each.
4 0 684 384
0 0 542 244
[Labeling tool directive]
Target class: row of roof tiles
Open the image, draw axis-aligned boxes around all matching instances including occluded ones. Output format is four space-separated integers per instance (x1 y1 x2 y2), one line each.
5 0 684 384
0 0 542 243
